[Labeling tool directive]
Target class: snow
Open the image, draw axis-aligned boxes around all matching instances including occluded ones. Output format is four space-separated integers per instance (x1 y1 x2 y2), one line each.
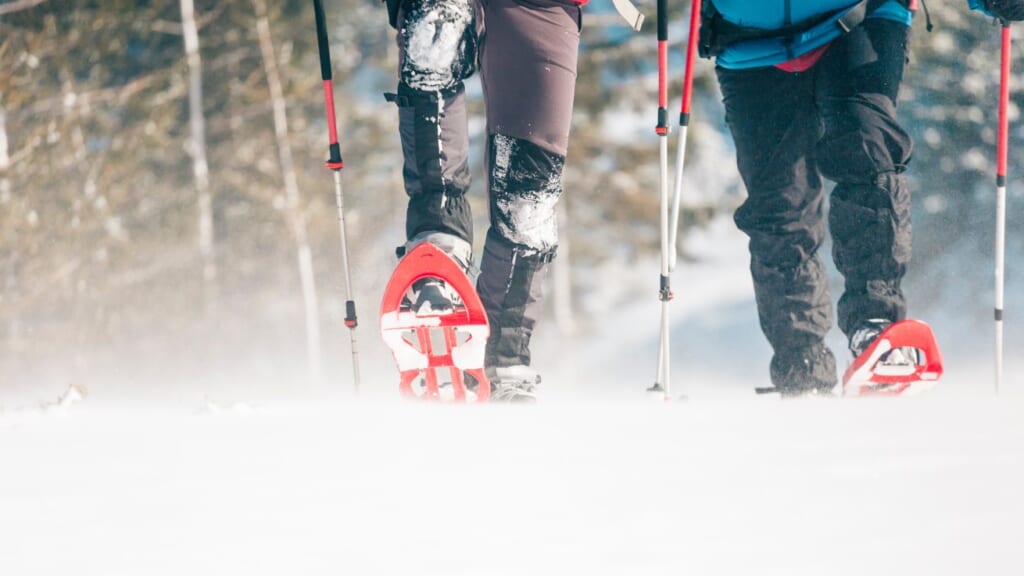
2 395 1023 575
402 0 475 92
3 217 1023 575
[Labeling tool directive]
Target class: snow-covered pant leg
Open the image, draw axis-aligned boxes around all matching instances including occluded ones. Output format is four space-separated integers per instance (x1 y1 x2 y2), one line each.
477 230 554 367
815 19 913 338
394 0 480 243
476 0 580 368
717 65 834 357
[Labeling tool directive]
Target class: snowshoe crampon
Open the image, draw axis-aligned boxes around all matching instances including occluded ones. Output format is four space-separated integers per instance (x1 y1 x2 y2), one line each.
842 319 944 397
380 243 490 402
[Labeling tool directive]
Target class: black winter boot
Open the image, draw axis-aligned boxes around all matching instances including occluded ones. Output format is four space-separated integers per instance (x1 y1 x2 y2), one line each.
476 231 554 401
769 343 838 397
848 318 921 367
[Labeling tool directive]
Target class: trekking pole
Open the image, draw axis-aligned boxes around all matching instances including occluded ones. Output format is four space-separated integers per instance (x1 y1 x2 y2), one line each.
669 0 701 272
995 22 1011 394
312 0 361 393
648 0 672 400
649 0 701 400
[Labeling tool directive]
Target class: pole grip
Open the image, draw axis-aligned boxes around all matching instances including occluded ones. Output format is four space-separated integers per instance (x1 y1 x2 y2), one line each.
655 0 668 133
313 0 344 169
323 80 343 168
313 0 333 81
998 25 1011 181
680 0 702 123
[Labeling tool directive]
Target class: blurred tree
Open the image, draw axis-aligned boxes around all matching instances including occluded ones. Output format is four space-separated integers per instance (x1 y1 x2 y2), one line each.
253 0 322 384
179 0 217 304
897 5 1024 307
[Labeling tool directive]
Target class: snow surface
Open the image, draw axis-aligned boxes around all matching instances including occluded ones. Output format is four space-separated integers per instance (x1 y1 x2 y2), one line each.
3 396 1024 576
3 217 1023 576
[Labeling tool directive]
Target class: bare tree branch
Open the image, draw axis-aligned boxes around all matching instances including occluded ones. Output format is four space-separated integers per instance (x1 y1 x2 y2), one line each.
253 0 323 384
179 0 218 303
151 6 227 35
0 0 48 17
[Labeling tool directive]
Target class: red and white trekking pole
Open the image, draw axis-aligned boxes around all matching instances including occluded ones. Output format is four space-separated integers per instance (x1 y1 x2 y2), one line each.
670 0 701 272
648 0 671 400
995 22 1011 394
312 0 361 392
649 0 701 400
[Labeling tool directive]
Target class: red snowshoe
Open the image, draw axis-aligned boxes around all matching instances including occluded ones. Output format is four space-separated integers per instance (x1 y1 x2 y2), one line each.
380 242 490 402
842 319 944 397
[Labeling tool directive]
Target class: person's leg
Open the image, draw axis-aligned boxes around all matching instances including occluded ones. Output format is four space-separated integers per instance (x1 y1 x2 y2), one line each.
393 0 480 263
815 19 914 348
476 0 581 383
716 64 837 393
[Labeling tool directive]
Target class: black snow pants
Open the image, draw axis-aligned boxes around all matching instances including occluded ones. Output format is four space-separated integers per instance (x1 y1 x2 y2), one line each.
393 0 581 369
716 19 914 390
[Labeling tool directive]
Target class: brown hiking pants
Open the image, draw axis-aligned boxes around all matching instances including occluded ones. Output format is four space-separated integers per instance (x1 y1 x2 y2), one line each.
392 0 581 368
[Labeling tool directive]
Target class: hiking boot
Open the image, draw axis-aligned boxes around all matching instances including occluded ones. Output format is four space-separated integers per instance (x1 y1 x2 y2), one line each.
405 277 461 315
398 231 474 316
487 365 540 403
769 343 838 397
849 319 921 366
404 231 475 276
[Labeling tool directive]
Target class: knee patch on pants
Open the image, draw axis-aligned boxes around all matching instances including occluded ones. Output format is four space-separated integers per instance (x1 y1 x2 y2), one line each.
488 133 565 253
400 0 477 93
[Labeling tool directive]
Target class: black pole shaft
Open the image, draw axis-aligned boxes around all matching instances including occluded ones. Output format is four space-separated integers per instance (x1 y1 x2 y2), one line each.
313 0 333 81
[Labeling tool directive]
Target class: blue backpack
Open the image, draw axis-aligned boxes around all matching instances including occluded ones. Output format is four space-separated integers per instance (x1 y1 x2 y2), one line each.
699 0 914 69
